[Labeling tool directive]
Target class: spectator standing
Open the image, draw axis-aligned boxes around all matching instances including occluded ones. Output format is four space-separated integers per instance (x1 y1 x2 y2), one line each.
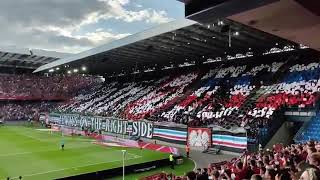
186 144 190 158
169 153 174 169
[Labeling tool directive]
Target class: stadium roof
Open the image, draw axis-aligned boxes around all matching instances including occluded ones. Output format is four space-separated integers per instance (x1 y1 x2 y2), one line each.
0 51 60 69
34 18 297 75
0 47 71 70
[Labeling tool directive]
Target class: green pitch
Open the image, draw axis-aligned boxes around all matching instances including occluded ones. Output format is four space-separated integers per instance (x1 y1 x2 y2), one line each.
0 126 168 180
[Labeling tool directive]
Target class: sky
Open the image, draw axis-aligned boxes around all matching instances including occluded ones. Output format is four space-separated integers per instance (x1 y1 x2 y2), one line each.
0 0 185 54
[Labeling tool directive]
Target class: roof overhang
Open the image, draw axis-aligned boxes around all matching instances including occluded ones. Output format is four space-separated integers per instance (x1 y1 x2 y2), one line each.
0 51 59 69
228 0 320 52
33 18 298 76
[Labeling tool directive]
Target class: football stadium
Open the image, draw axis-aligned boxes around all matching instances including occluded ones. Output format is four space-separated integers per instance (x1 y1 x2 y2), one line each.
1 0 320 180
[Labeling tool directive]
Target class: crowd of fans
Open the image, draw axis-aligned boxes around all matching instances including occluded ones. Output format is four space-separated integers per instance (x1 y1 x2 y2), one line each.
154 61 286 131
0 58 318 128
0 73 99 121
145 141 320 180
248 62 320 119
0 102 57 121
57 59 320 140
0 74 98 99
162 62 284 132
124 73 199 120
58 78 166 117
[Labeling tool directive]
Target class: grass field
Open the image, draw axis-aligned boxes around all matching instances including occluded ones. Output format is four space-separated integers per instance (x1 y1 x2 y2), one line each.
0 126 172 180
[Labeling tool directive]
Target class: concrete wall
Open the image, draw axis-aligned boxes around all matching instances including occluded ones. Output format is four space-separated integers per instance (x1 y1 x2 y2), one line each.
285 115 313 122
265 121 295 149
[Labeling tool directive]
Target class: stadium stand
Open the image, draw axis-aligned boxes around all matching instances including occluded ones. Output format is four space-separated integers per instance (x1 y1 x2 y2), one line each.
0 101 56 121
0 74 99 122
0 74 97 99
56 56 319 143
0 53 320 145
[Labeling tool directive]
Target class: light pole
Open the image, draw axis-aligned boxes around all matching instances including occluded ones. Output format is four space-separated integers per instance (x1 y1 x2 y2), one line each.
122 150 127 180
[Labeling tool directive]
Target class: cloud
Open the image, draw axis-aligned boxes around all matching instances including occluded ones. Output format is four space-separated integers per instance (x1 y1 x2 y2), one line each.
26 27 131 53
77 31 131 44
0 0 173 53
146 10 173 24
72 0 173 27
0 0 105 29
0 19 131 54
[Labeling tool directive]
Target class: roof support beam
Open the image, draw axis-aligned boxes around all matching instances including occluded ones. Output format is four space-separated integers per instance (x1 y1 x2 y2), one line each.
194 26 253 51
169 29 226 55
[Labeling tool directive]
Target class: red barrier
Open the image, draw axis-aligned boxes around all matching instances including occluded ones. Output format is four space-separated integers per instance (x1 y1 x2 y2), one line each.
140 173 168 180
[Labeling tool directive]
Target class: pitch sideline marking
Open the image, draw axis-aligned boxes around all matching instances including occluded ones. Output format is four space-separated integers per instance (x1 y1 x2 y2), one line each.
10 153 142 179
191 158 198 171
